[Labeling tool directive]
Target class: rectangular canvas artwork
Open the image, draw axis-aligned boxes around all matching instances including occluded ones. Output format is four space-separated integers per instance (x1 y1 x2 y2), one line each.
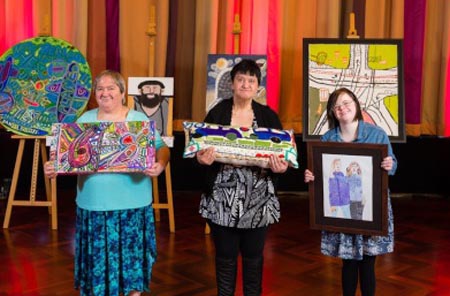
50 121 156 174
303 38 405 142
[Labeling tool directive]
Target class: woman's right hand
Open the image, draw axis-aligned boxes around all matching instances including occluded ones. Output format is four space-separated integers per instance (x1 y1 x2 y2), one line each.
304 169 315 183
196 147 216 165
44 161 57 179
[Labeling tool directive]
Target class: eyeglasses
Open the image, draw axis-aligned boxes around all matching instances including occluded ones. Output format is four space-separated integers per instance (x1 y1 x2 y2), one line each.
333 100 354 111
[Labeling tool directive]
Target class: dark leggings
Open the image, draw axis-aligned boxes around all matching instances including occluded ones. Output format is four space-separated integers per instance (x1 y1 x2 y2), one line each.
207 221 268 259
342 255 376 296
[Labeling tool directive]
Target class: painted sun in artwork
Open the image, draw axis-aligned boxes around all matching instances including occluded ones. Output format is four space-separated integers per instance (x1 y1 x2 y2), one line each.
215 58 228 70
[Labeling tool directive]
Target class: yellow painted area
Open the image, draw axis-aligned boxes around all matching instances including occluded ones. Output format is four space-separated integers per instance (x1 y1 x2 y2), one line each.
384 95 398 123
309 44 350 68
368 45 397 69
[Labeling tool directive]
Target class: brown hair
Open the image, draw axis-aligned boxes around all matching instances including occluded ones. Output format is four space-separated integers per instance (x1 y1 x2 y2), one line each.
326 88 363 129
93 70 126 95
346 161 362 176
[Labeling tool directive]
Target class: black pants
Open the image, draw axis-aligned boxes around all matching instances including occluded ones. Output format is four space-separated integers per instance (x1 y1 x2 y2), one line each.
342 255 377 296
208 221 268 296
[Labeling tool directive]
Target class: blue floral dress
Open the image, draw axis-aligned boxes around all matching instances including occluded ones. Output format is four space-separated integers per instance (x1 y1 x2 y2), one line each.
320 121 397 260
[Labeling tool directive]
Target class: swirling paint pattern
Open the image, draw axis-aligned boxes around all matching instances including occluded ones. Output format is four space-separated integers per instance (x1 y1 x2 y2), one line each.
0 37 91 135
50 121 155 174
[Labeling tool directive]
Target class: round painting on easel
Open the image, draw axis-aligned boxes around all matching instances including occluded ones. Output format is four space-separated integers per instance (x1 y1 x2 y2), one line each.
0 36 91 136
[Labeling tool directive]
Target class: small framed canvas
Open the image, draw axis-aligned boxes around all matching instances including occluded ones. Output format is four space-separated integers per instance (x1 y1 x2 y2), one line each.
307 141 388 236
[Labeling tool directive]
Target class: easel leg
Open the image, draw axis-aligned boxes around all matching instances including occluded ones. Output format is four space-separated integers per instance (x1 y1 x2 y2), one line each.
40 140 51 214
3 140 25 228
165 164 175 233
50 178 58 230
152 177 160 221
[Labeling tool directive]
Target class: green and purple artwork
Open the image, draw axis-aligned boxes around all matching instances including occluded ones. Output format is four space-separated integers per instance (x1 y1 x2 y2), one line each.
0 36 91 136
50 121 155 174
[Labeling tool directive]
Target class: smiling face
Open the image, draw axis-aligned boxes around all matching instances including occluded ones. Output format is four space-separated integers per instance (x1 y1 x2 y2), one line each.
139 84 164 108
95 75 124 113
326 88 363 129
333 93 357 124
231 72 259 101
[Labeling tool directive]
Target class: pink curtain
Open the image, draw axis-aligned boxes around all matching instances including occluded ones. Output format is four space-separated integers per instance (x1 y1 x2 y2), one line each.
105 0 120 71
404 0 426 125
0 0 34 55
231 0 281 111
445 44 450 136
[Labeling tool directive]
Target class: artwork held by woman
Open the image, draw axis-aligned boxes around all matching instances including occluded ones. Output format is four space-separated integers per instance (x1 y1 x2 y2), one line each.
183 121 298 169
50 121 156 174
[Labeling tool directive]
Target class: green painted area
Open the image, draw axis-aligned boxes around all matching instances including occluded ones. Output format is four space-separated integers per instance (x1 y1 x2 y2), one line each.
254 140 272 147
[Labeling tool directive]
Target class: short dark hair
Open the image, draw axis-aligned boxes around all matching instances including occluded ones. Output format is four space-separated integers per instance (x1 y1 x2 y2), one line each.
326 88 363 129
230 59 261 85
138 80 165 89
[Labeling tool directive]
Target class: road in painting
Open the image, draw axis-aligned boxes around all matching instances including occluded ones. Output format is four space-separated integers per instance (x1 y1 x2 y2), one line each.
306 41 402 139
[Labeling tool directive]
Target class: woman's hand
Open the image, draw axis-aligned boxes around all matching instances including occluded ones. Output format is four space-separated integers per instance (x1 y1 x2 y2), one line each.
196 147 215 165
44 161 57 179
143 162 166 177
304 169 315 183
381 156 393 171
268 154 288 173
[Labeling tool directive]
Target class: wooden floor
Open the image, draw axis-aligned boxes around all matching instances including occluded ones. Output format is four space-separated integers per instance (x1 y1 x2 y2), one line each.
1 190 449 296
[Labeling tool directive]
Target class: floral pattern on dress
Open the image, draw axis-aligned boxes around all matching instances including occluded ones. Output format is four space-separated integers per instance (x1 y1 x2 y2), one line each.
75 205 157 295
321 197 394 260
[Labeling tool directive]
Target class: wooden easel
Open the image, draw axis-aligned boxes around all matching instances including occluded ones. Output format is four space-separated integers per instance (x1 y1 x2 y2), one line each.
127 5 175 233
2 135 58 229
150 99 175 234
347 12 360 39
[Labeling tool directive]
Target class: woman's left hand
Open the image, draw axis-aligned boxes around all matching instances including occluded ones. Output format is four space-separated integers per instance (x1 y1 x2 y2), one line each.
143 162 166 177
381 156 393 171
268 154 288 173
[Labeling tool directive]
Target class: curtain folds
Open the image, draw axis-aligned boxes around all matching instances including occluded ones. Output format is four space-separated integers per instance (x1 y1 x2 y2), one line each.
421 0 450 136
0 0 35 54
0 0 449 136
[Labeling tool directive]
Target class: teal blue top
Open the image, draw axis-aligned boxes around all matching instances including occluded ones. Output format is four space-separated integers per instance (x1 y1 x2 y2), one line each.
75 108 165 211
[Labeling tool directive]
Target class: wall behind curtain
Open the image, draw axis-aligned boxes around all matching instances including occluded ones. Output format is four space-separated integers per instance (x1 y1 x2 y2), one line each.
0 0 449 137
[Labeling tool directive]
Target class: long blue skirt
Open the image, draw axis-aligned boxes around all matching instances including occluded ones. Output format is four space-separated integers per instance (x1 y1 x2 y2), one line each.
74 205 157 295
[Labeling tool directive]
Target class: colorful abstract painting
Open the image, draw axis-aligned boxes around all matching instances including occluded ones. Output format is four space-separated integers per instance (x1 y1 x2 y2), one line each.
303 39 405 142
183 121 298 169
50 121 155 174
0 36 91 136
205 54 267 112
